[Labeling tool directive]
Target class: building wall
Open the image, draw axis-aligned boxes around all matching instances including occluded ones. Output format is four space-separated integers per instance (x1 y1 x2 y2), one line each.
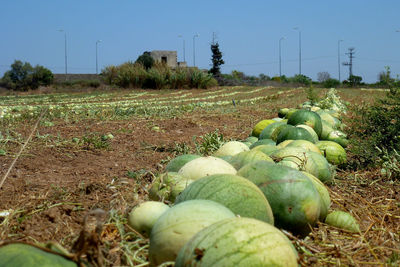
150 50 178 68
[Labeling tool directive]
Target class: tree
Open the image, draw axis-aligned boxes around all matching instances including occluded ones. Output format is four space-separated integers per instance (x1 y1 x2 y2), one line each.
317 72 331 83
378 66 394 85
0 60 53 90
209 42 224 77
349 75 362 87
135 51 154 70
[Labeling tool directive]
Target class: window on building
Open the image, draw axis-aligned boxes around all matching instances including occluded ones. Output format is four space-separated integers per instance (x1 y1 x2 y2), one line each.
161 56 167 64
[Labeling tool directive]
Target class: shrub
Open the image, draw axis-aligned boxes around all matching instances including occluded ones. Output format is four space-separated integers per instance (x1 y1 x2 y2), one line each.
288 74 312 85
0 60 53 90
348 75 362 87
135 51 154 70
323 78 340 88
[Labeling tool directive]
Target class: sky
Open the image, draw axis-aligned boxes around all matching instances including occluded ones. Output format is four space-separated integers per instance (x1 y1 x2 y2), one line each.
1 0 400 83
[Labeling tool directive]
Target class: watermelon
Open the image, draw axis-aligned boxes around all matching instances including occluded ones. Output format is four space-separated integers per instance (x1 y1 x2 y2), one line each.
0 243 77 267
301 172 331 221
276 139 294 149
316 140 347 165
175 217 298 267
178 156 237 180
258 121 286 140
248 138 275 149
213 141 250 157
251 119 276 137
128 201 170 237
320 120 334 140
166 154 201 172
287 109 323 138
278 108 290 118
237 161 321 236
327 130 349 148
325 211 360 233
227 150 274 170
296 124 319 143
284 108 299 119
276 125 314 144
149 172 194 202
251 144 278 156
175 174 274 224
286 140 322 154
149 200 235 265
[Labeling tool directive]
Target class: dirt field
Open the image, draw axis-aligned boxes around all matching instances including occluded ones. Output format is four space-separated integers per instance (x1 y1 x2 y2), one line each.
0 86 399 266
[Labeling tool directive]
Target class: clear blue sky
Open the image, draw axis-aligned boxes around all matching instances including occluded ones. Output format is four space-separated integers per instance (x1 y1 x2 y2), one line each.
1 0 400 83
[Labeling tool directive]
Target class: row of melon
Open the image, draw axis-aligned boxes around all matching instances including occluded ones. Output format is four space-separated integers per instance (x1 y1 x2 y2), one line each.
124 108 360 266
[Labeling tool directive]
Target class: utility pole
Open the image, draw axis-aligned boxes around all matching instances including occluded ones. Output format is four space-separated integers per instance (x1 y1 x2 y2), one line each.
342 47 355 79
338 39 343 82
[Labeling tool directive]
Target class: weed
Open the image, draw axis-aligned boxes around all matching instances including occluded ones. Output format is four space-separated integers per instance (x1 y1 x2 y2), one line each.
172 142 192 155
193 129 224 155
81 133 110 150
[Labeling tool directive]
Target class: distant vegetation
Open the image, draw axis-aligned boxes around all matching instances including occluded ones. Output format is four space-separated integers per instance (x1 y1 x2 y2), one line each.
0 60 53 91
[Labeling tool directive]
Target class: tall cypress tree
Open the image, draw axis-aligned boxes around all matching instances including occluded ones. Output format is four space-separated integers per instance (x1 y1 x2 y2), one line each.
210 42 224 77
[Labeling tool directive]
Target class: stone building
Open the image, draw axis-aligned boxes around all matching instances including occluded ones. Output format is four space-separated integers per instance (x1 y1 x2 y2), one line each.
150 50 187 68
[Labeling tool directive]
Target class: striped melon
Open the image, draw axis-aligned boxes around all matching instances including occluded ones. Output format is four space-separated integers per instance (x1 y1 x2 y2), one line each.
301 172 331 221
287 109 322 138
251 119 276 137
149 200 235 265
178 156 236 181
316 140 347 165
175 174 274 224
213 141 250 157
251 144 278 156
227 150 274 170
149 172 194 202
238 161 321 237
249 138 275 149
325 211 360 233
175 217 298 267
166 154 201 172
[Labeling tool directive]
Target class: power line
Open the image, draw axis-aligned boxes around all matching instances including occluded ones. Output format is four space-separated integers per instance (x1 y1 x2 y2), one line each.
224 55 336 67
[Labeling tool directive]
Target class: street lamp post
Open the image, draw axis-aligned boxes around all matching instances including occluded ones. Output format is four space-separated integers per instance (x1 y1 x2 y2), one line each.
338 39 343 82
193 34 199 67
293 27 301 75
178 35 186 62
96 40 102 74
58 29 67 79
279 37 285 77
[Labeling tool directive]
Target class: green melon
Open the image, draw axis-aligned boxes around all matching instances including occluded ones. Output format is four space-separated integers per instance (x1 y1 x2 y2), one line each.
327 130 349 148
251 144 278 156
213 141 250 157
325 210 360 233
316 140 347 165
271 147 333 184
286 140 322 154
178 156 237 181
259 121 286 140
301 172 331 221
128 201 170 237
227 150 274 170
237 161 321 237
278 108 290 118
270 124 293 142
165 154 201 172
248 138 275 149
176 174 274 224
276 139 294 149
276 125 315 144
287 109 323 138
296 124 319 143
243 136 258 146
175 217 298 267
0 243 77 267
284 108 299 119
251 119 276 137
149 172 194 202
320 120 334 140
149 200 235 266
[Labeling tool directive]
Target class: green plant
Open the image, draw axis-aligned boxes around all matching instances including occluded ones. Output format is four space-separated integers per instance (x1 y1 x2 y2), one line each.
288 74 312 85
193 130 225 155
323 78 340 88
81 133 110 150
305 87 320 104
135 51 154 70
209 42 224 77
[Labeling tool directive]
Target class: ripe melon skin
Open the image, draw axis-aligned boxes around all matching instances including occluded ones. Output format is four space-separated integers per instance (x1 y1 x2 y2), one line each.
175 174 274 224
325 210 360 233
213 141 250 157
287 109 323 138
149 172 194 202
301 172 331 221
251 144 278 156
0 243 77 267
178 156 237 181
165 154 201 172
128 201 170 237
149 200 235 266
238 161 321 237
258 121 286 140
316 140 347 165
227 150 274 170
175 217 298 267
276 125 315 144
248 138 275 149
251 119 276 137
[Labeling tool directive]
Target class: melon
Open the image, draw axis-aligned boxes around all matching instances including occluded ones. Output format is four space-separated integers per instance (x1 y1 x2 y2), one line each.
175 217 298 267
258 121 286 140
287 109 323 138
276 139 294 149
237 161 321 236
286 140 322 154
327 130 349 148
251 119 276 137
251 144 278 156
278 108 290 118
213 141 250 157
276 125 314 144
165 154 201 172
316 140 347 165
128 201 170 237
296 124 319 143
227 150 274 170
149 200 235 265
301 172 331 221
176 174 274 224
284 108 299 119
0 243 77 267
178 156 237 180
149 172 194 202
248 138 275 149
325 211 360 233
